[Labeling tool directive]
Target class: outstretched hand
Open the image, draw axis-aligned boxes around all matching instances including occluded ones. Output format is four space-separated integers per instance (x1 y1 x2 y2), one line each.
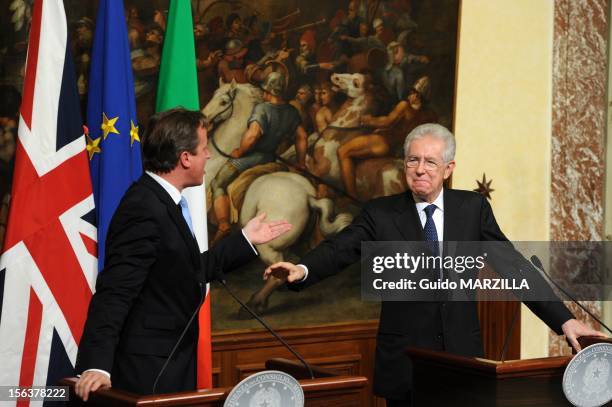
561 318 607 352
264 261 305 283
243 213 292 245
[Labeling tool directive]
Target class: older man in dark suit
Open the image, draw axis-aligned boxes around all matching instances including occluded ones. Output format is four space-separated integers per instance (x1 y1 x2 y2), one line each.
264 123 604 406
75 108 291 399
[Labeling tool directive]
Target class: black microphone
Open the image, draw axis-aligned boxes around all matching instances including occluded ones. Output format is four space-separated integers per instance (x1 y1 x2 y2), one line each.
217 276 315 379
530 255 612 335
152 282 206 394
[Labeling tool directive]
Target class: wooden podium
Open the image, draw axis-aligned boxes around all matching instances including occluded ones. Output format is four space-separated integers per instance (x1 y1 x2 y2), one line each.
407 336 611 407
59 358 368 406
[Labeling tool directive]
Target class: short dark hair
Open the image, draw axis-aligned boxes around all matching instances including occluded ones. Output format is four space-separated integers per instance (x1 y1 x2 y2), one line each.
142 107 204 173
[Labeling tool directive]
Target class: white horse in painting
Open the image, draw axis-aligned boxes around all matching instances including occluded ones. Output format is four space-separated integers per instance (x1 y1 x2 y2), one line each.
201 79 262 184
240 172 353 265
238 172 353 314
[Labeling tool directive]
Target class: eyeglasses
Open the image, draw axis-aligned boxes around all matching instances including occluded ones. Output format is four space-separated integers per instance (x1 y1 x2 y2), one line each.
405 156 443 170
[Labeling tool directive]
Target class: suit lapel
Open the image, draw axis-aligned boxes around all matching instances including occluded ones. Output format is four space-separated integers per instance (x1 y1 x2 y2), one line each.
392 192 425 241
140 175 201 267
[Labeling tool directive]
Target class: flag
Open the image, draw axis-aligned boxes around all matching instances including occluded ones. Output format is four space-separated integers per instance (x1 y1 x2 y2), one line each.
156 0 212 389
87 0 142 270
0 0 97 401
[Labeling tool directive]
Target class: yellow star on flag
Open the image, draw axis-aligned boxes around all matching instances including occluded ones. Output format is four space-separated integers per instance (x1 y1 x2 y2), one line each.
130 120 140 146
86 134 101 160
101 112 120 139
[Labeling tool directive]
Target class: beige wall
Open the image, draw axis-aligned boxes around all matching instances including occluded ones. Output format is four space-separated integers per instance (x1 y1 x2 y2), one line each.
454 0 554 358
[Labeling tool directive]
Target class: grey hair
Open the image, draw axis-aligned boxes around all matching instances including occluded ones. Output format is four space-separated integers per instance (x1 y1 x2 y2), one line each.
403 123 456 163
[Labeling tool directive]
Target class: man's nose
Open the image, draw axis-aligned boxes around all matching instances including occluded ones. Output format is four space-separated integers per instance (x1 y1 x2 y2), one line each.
415 160 427 174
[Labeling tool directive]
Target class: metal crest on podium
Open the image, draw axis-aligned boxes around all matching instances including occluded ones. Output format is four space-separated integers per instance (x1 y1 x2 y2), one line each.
563 343 612 407
224 370 304 407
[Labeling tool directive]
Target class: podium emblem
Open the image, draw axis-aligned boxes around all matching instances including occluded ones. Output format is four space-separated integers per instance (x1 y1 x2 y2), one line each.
563 343 612 407
225 370 304 407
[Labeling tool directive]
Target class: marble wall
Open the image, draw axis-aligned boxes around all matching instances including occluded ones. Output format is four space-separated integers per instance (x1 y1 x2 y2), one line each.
550 0 608 356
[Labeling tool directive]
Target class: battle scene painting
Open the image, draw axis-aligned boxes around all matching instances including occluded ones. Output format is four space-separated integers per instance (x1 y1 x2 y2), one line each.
0 0 460 330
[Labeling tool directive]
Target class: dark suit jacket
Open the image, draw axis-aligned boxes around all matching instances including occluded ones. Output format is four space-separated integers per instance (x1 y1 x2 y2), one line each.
75 174 257 395
294 189 573 400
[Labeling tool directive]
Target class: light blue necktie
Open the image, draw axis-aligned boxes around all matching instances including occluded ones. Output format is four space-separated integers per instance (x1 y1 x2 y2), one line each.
179 196 195 236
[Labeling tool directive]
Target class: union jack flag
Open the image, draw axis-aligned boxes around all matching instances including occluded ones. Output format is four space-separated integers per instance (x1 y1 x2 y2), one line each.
0 1 97 405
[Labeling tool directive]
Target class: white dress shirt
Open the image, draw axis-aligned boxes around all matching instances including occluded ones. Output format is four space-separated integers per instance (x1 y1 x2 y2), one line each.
414 189 444 243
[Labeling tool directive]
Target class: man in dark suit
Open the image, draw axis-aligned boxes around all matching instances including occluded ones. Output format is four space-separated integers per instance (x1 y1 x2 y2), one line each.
75 108 292 399
264 123 604 406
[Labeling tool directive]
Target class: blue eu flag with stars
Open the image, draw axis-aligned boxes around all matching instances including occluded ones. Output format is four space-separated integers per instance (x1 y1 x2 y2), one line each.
86 0 143 270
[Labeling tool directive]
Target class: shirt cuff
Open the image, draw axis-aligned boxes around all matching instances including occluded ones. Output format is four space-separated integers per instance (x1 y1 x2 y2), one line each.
81 369 111 379
241 229 258 255
297 264 309 282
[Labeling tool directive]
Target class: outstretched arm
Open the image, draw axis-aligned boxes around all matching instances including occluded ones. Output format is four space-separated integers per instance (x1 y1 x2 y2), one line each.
361 101 408 128
201 213 292 282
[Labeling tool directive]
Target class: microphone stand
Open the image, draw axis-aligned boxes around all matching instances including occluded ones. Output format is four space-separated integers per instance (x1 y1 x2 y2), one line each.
218 278 315 379
530 255 612 335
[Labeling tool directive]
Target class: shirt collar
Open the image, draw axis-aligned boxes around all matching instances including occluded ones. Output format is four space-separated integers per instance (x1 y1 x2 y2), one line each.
414 189 444 214
146 171 182 205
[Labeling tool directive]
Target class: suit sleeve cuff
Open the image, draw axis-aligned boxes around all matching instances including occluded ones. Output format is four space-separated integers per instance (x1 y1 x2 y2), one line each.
241 229 259 255
297 264 309 282
81 369 111 379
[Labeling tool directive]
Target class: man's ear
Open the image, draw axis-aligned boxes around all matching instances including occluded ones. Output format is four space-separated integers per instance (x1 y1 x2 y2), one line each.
444 160 456 179
178 151 191 169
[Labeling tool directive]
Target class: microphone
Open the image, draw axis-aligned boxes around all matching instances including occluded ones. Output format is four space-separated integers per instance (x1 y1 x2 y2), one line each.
217 275 315 379
530 255 612 335
152 282 206 394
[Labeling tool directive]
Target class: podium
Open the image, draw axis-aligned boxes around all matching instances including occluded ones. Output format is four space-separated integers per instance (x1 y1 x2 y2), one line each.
59 358 368 406
407 336 611 407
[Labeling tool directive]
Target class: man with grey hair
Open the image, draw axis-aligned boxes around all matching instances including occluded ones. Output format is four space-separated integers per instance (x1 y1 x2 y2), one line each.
263 123 602 406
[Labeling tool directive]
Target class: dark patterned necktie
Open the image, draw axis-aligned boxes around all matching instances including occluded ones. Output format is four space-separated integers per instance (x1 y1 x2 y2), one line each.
423 204 441 279
423 205 439 253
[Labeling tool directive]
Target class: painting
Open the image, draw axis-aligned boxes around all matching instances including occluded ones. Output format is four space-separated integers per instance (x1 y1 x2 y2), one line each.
0 0 460 331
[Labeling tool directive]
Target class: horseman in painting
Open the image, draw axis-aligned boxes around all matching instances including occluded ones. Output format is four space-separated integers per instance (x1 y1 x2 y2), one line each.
209 71 308 244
